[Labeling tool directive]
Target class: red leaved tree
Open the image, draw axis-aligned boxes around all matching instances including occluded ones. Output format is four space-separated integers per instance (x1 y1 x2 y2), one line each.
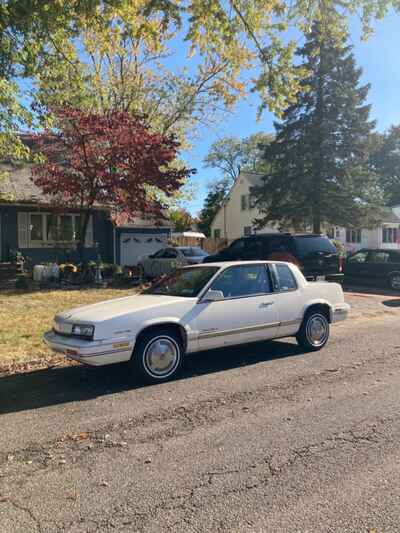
32 107 194 257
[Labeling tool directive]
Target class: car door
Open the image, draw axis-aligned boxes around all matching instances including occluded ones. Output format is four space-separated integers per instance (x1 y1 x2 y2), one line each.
145 248 166 277
195 264 279 351
344 250 369 282
160 248 186 275
269 263 305 337
362 250 390 286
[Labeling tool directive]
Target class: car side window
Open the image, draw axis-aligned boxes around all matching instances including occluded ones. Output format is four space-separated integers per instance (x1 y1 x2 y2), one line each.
245 238 265 258
164 248 179 259
368 251 389 263
153 249 166 258
228 239 246 254
389 253 400 264
274 264 297 291
210 264 271 298
347 251 367 263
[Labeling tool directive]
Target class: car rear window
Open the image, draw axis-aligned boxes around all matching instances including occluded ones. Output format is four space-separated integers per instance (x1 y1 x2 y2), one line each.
275 264 297 291
293 236 336 257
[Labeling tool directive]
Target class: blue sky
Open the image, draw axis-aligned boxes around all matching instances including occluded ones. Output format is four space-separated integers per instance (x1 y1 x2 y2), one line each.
183 11 400 216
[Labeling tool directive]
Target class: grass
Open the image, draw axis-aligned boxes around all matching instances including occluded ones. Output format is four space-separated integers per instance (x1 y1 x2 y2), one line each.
0 287 135 366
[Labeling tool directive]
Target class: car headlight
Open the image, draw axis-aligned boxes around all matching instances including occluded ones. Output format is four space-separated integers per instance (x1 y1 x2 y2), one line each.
71 324 95 339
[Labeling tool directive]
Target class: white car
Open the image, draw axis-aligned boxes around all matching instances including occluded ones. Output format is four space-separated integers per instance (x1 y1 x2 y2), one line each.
137 246 208 279
44 261 350 383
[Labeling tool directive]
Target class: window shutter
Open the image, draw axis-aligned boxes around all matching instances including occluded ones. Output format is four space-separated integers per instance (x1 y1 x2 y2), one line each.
84 215 94 247
17 212 29 248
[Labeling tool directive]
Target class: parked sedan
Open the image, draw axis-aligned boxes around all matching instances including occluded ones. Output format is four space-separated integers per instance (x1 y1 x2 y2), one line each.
137 246 208 279
344 248 400 290
44 261 349 384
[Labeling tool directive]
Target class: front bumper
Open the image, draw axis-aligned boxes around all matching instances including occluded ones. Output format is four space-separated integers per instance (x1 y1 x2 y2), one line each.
43 330 135 366
332 303 351 323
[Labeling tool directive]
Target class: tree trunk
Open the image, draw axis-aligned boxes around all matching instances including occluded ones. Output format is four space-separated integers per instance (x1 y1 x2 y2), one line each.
77 209 92 264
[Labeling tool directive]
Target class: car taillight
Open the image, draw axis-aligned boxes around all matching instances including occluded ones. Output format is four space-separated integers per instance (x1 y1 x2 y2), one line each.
339 256 344 273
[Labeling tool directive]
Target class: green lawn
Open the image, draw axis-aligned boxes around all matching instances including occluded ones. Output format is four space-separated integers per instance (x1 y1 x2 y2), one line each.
0 288 135 365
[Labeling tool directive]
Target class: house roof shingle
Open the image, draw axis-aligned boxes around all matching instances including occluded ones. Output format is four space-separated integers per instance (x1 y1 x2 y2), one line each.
0 163 46 204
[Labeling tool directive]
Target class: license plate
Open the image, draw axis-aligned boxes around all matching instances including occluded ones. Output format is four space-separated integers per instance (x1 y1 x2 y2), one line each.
316 275 326 281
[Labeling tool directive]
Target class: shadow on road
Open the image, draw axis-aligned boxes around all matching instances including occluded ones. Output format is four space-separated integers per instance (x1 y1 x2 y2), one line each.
0 340 303 416
382 299 400 307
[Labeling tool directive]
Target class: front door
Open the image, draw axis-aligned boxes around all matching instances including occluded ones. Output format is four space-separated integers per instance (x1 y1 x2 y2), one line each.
195 264 279 350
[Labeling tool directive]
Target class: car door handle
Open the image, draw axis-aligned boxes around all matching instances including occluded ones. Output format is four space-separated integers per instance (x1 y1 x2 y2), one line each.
259 301 274 308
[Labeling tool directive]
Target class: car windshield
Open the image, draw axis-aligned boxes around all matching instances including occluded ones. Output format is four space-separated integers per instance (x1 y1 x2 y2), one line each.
294 236 336 257
180 247 208 257
144 267 219 297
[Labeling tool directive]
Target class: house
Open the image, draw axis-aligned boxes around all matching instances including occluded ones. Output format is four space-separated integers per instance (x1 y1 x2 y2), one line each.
210 171 400 251
327 208 400 254
0 163 171 266
210 172 278 241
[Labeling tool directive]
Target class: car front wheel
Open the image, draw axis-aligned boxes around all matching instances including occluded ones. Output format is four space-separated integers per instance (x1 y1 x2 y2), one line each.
296 310 330 351
130 327 184 383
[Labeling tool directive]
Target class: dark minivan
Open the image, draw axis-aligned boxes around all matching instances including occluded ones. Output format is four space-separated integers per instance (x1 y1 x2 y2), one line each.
203 233 343 281
344 248 400 290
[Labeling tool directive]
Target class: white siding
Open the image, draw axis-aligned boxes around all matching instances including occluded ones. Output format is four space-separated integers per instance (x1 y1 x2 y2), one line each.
210 173 277 241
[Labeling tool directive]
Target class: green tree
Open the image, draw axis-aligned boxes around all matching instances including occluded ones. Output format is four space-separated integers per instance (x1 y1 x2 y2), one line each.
1 1 398 123
204 132 273 183
198 178 231 237
253 15 382 234
169 209 196 233
371 126 400 206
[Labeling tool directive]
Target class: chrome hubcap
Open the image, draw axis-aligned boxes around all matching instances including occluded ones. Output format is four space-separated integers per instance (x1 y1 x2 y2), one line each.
306 315 328 346
144 337 179 377
391 276 400 289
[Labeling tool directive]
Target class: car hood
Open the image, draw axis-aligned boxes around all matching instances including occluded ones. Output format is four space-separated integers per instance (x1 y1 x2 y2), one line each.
56 294 194 324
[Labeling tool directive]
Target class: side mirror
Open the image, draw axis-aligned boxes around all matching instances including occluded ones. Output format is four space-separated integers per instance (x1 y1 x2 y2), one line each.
201 289 224 303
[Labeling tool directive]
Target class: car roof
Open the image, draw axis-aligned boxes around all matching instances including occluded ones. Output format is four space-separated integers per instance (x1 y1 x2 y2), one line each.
238 233 328 239
184 260 292 268
354 248 400 252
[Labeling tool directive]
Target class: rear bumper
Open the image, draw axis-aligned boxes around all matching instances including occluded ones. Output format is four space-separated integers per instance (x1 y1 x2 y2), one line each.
43 331 134 366
332 303 350 323
305 273 344 282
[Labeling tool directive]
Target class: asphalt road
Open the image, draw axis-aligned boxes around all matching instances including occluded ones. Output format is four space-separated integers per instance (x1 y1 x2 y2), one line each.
1 312 400 533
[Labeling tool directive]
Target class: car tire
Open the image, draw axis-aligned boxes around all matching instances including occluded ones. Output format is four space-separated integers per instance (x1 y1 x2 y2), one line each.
388 272 400 291
296 310 330 351
130 327 184 384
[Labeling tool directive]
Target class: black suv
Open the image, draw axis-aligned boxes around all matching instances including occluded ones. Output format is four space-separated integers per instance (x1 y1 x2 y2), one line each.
203 233 343 281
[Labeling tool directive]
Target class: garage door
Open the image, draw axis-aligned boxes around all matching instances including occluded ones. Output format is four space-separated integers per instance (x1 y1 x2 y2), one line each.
120 232 168 266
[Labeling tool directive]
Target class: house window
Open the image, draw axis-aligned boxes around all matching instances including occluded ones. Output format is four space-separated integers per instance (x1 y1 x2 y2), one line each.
30 214 44 242
241 194 255 211
249 194 256 209
243 226 252 236
383 227 398 243
29 213 87 246
346 229 361 244
213 229 221 239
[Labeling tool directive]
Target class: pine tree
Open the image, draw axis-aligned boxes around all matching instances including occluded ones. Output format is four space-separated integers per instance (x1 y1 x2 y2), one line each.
253 15 382 234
